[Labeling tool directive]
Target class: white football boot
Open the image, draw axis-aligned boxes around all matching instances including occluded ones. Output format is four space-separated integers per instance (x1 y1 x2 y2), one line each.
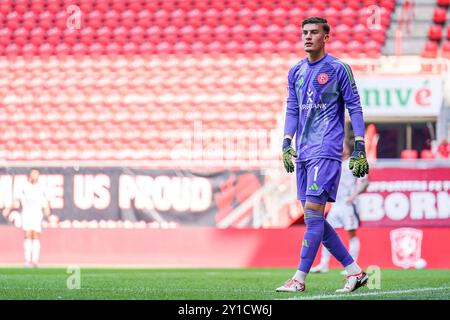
276 278 306 292
336 271 368 293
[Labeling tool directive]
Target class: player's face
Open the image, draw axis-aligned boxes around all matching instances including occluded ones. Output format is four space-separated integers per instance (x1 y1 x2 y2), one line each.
302 24 328 53
29 170 39 183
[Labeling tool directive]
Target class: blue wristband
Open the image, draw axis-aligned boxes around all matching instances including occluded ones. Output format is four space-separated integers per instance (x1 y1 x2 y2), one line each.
354 140 365 152
282 138 292 151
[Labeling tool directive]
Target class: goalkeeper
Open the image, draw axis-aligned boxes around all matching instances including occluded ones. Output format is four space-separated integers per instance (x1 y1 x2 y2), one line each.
276 17 369 294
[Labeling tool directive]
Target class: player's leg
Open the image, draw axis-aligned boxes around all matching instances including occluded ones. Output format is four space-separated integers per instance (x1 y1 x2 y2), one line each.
348 229 359 262
345 204 360 263
276 162 308 292
295 198 326 277
311 205 343 273
23 230 33 268
307 158 367 292
31 230 41 268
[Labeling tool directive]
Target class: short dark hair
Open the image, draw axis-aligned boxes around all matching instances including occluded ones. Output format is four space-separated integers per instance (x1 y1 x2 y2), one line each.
28 168 40 175
302 17 330 34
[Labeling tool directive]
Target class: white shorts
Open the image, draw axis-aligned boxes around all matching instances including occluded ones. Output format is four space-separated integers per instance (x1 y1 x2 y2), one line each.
326 201 360 231
21 213 43 233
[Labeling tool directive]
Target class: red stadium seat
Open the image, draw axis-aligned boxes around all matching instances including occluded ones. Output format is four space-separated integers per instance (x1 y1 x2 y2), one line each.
137 10 151 29
89 43 104 55
266 25 282 43
283 24 300 43
111 1 126 12
401 150 418 160
187 9 202 28
237 8 254 27
128 0 143 12
121 10 136 29
214 25 230 44
55 43 71 55
248 24 265 42
129 26 145 44
87 10 103 29
104 10 119 29
428 24 443 41
442 41 450 59
106 42 122 55
21 44 38 56
255 8 270 27
0 28 11 46
163 26 179 45
6 12 20 30
179 25 195 44
420 150 435 160
96 27 111 46
38 11 53 30
271 8 288 27
231 25 247 43
437 0 450 6
112 27 128 45
38 43 54 56
22 12 36 31
145 26 161 44
80 27 95 45
204 8 220 28
13 27 28 46
123 42 138 55
447 25 450 40
30 28 45 46
433 7 447 24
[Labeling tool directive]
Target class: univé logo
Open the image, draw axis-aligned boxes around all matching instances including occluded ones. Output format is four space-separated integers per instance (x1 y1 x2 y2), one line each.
390 228 423 269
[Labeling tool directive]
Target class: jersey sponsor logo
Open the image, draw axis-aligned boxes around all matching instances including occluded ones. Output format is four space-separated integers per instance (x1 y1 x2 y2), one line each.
299 88 327 110
317 73 329 84
302 239 309 248
306 88 314 103
390 228 423 269
296 76 305 88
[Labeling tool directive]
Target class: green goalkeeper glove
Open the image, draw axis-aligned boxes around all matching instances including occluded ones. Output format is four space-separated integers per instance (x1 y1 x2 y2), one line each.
349 140 369 177
282 137 297 173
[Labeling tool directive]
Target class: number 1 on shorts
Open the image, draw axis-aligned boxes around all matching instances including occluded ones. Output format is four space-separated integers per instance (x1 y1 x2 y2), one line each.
313 166 319 181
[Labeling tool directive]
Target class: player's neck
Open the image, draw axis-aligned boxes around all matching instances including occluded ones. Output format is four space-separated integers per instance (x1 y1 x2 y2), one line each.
307 50 326 63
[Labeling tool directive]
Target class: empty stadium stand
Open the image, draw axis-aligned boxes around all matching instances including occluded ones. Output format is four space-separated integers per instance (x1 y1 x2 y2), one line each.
0 0 422 162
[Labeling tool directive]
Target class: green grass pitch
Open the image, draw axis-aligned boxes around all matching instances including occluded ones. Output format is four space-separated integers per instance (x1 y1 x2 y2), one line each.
0 268 449 300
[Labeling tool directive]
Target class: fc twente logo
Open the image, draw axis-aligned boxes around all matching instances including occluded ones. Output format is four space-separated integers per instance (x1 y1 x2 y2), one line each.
390 228 423 269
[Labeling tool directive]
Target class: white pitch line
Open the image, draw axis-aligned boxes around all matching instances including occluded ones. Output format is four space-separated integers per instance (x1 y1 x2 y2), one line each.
280 287 450 300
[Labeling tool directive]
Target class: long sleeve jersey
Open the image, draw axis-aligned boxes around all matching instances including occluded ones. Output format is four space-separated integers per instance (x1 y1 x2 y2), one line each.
283 53 365 162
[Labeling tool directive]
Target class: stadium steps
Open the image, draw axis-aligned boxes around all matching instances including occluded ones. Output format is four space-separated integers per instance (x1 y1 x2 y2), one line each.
383 0 436 55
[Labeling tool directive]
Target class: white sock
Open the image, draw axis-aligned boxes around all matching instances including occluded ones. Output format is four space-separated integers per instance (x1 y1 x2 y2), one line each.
349 237 360 262
293 270 307 283
345 262 362 276
24 239 32 264
320 245 331 269
31 239 40 265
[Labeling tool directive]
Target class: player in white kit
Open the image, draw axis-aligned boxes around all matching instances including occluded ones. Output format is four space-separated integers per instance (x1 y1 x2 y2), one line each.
310 142 369 274
3 169 51 268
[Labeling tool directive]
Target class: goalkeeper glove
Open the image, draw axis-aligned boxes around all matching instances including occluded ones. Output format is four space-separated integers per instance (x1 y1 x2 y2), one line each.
349 140 369 177
282 137 297 173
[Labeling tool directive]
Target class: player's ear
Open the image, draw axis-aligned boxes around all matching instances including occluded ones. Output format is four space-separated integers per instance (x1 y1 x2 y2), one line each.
324 33 329 44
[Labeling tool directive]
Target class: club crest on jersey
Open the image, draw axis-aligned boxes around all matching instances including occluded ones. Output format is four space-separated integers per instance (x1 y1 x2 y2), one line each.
317 73 328 84
390 228 423 269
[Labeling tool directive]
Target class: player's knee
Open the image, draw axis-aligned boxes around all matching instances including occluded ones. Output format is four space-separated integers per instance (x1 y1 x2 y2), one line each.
348 230 356 237
305 193 328 211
